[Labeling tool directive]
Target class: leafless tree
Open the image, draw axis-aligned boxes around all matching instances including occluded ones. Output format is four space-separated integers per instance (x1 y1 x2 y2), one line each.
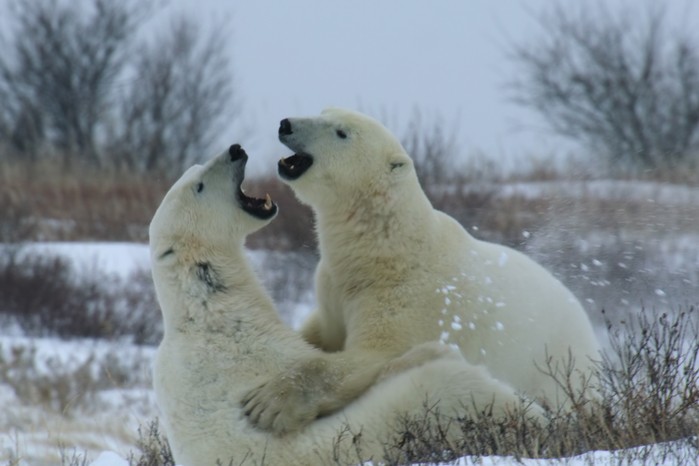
510 2 699 170
0 0 147 164
401 109 459 186
0 0 236 175
112 17 235 176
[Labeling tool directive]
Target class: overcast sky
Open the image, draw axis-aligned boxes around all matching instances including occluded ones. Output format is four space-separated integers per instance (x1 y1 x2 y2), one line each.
7 0 696 176
191 0 685 176
170 0 564 175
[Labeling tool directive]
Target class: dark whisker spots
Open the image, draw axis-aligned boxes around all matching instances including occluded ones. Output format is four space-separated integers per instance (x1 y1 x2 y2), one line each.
195 262 227 293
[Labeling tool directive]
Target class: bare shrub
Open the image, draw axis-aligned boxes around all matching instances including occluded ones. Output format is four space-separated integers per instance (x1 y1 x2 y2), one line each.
0 0 237 174
59 448 89 466
0 341 150 414
596 308 699 446
122 309 696 464
128 420 176 466
0 246 161 343
110 16 235 177
0 247 104 337
396 110 543 248
379 307 699 463
381 401 463 464
121 268 163 346
0 185 38 242
431 189 498 238
0 0 148 164
401 109 460 186
510 1 699 170
28 305 688 464
256 250 316 325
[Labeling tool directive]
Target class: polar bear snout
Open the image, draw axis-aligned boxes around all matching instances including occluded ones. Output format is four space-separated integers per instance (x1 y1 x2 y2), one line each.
228 143 248 162
278 118 314 181
279 118 293 136
278 118 305 149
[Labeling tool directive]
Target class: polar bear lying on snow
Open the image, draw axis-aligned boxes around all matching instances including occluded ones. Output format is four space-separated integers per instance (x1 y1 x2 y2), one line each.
150 144 535 466
243 108 601 434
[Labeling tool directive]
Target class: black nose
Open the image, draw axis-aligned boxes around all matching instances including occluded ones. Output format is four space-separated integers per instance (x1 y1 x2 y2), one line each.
229 144 247 161
279 118 293 136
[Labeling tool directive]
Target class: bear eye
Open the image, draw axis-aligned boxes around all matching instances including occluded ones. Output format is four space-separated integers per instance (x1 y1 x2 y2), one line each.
196 182 204 193
336 129 347 139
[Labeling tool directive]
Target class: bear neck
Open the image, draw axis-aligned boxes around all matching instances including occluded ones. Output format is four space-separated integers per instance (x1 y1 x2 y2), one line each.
314 176 436 262
154 243 283 340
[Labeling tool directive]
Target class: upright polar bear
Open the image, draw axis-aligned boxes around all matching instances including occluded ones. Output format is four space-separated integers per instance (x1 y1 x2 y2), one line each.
243 108 601 434
150 145 534 466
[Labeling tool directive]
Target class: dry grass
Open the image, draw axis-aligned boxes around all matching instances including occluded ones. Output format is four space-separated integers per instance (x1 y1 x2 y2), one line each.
0 159 316 248
127 421 176 466
0 337 155 466
378 308 699 465
0 159 172 242
2 157 698 251
113 309 699 466
0 340 151 414
430 177 699 247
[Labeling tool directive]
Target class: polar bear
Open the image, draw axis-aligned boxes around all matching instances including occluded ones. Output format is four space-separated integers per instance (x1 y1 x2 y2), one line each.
150 144 537 466
242 108 600 434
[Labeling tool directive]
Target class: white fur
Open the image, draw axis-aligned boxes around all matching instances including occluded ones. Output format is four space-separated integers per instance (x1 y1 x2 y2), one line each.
150 149 535 466
275 108 601 410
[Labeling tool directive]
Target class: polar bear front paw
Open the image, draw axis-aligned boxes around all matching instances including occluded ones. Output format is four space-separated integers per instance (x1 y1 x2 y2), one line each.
242 377 319 435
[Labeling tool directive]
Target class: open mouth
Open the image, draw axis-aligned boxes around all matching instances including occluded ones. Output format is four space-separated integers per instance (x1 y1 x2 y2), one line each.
278 153 314 180
231 145 278 220
237 187 277 220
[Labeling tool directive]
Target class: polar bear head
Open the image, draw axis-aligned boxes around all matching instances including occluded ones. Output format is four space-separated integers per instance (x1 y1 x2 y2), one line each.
276 108 417 207
149 144 277 263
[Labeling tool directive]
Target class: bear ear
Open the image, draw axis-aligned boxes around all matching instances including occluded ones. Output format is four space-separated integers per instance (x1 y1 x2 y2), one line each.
388 153 412 177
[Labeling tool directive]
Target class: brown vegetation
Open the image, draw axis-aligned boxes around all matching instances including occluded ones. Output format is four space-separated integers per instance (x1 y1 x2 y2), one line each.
83 308 697 466
4 307 694 465
0 160 171 242
3 154 698 248
0 244 160 343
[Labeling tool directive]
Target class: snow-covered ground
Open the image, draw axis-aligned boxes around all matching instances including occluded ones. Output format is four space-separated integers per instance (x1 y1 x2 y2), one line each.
497 179 699 205
3 329 695 466
20 243 152 280
1 242 696 465
86 440 699 466
0 335 156 465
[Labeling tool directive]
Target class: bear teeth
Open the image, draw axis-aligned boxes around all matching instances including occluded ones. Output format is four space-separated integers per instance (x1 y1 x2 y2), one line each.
264 194 272 210
279 156 296 170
